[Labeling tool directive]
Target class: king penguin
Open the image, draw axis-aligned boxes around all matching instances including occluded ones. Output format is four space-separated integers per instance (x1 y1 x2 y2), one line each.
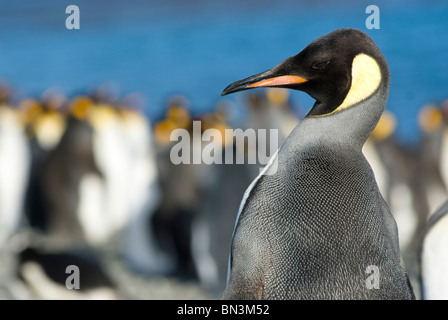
39 96 102 247
220 28 415 299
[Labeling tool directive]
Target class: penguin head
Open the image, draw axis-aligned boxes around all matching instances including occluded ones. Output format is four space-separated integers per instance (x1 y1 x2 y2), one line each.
418 104 444 134
68 96 95 121
370 110 397 142
222 28 389 119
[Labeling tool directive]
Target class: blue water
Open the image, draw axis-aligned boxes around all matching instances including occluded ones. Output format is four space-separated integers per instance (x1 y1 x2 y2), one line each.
0 0 447 145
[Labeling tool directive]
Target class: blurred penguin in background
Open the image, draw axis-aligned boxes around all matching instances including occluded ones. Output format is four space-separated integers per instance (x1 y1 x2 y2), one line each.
115 93 168 275
1 89 69 299
363 111 425 255
0 84 32 299
414 101 448 297
21 90 68 233
39 95 101 248
152 95 201 278
86 95 133 247
20 88 67 154
417 103 448 217
70 90 164 262
0 85 30 246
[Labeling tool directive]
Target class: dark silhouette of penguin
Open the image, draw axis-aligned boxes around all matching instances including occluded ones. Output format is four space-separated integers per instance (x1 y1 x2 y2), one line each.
418 199 448 300
20 96 67 233
221 28 415 299
40 113 102 247
152 97 201 278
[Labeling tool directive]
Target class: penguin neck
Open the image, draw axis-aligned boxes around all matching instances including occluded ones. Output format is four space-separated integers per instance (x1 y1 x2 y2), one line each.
288 83 389 153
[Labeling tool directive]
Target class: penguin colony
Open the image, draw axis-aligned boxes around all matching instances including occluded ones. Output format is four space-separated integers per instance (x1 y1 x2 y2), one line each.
0 28 447 299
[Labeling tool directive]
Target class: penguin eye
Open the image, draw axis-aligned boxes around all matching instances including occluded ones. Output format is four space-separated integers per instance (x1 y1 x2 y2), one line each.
312 61 330 70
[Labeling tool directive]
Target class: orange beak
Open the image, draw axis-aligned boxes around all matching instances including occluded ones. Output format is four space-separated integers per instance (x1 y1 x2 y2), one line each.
222 68 307 96
247 75 307 88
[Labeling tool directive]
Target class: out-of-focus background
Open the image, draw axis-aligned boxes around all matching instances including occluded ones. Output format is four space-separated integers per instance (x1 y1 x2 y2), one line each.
0 0 447 299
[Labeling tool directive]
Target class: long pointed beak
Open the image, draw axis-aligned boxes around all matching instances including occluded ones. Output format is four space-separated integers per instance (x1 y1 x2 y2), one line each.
221 69 307 96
